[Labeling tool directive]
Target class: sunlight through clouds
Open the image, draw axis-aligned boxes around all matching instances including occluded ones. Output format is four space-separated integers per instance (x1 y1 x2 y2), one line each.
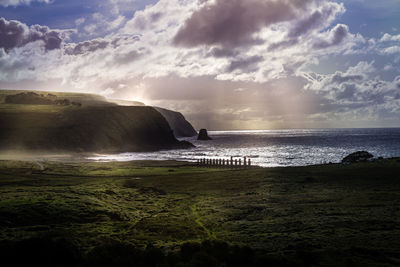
0 0 399 129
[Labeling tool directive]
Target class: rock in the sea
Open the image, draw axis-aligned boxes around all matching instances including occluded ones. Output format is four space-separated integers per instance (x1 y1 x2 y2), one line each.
197 129 212 140
342 151 374 164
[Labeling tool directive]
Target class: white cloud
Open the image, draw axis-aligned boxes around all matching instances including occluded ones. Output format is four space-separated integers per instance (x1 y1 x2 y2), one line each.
75 18 85 26
304 61 398 113
0 0 367 86
0 0 51 7
1 0 399 128
380 33 400 42
382 46 400 54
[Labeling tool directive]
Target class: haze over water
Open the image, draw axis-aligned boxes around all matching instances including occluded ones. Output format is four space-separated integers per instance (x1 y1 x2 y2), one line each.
89 128 400 167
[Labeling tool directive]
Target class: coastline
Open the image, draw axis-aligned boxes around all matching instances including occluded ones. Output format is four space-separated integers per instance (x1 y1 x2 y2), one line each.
2 128 400 167
1 150 399 167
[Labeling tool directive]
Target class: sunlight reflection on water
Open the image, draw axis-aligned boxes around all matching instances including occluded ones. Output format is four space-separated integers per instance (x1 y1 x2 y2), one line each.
88 128 400 167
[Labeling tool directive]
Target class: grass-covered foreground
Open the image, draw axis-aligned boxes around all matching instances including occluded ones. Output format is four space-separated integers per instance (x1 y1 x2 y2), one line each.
0 159 400 266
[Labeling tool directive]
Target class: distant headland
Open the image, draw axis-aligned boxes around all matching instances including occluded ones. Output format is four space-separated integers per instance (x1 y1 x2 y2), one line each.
0 90 197 153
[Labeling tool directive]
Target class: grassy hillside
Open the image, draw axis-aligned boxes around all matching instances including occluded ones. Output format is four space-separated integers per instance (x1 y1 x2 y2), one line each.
0 90 114 106
0 160 399 265
0 91 193 152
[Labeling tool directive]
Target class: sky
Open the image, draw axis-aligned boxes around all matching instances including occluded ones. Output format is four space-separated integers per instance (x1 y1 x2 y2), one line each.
0 0 400 130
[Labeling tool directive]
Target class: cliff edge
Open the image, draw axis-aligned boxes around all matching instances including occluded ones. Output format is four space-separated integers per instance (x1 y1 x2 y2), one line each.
154 107 197 138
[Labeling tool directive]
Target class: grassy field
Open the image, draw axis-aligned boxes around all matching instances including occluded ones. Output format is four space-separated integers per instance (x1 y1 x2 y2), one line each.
0 159 400 266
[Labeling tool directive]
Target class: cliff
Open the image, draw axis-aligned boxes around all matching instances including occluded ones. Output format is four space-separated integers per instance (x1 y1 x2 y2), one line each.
0 91 193 152
154 107 197 138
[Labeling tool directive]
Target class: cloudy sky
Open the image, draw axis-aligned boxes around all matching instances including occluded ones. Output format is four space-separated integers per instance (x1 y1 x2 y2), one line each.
1 0 400 130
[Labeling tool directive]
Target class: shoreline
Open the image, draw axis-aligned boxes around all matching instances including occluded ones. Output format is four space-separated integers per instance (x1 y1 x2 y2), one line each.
1 150 399 169
2 127 400 167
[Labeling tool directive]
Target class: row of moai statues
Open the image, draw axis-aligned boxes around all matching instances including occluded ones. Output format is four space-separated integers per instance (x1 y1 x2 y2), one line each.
197 156 251 167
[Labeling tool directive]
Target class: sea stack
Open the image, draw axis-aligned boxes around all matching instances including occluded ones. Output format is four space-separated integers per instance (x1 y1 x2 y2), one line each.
197 129 212 140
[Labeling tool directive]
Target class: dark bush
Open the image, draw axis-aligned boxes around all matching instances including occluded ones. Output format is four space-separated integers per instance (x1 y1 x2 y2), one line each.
0 237 81 267
342 151 374 164
83 242 166 267
5 92 54 105
0 238 303 267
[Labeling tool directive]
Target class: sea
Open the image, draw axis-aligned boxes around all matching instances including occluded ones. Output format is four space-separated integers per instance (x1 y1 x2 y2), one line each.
88 128 400 167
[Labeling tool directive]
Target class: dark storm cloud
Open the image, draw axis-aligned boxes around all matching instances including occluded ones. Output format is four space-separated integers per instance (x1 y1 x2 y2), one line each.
173 0 310 48
0 17 63 52
227 55 263 72
0 18 26 51
30 24 63 50
313 24 349 49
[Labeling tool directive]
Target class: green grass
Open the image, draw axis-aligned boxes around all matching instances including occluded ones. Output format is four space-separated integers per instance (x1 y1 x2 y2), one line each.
0 89 108 105
0 159 400 265
0 103 77 113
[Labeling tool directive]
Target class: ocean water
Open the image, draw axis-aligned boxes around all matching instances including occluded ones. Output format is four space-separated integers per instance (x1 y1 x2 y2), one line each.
88 128 400 167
